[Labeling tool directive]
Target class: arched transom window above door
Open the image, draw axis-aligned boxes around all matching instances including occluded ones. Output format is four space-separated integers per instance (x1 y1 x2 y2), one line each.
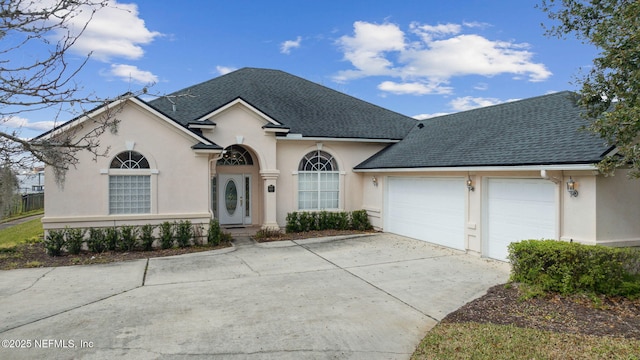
218 145 254 166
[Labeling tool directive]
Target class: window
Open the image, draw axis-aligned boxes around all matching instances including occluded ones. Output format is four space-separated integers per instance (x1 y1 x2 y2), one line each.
109 151 151 214
110 150 150 169
298 150 339 210
217 145 253 166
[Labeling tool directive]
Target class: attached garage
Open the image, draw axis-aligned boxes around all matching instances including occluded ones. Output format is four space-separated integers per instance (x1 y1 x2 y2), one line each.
386 177 465 250
484 178 557 261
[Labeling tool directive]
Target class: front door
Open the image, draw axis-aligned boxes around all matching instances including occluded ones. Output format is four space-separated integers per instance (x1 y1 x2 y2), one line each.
218 174 251 225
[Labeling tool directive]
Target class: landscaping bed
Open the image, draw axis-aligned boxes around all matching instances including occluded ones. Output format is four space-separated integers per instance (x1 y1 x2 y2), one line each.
0 241 230 270
444 283 640 340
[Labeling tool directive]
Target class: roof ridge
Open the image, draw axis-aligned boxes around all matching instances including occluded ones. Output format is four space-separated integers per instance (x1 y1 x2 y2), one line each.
420 90 578 123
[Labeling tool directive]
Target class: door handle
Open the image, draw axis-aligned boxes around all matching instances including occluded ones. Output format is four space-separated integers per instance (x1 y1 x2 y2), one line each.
240 196 243 206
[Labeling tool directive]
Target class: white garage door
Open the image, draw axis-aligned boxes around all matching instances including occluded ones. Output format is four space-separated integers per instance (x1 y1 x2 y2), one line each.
486 178 557 261
386 177 465 250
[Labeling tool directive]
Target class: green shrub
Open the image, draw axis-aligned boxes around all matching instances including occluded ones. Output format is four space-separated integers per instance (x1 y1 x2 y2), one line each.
317 211 330 231
298 211 316 232
286 212 300 233
88 227 107 253
207 219 221 246
119 225 139 251
140 224 155 251
176 220 193 248
159 221 174 249
350 210 372 231
285 210 371 233
508 240 640 297
65 227 86 255
44 229 66 256
335 211 350 230
105 227 120 251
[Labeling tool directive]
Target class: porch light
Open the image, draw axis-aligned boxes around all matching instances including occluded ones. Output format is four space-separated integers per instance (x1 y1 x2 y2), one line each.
466 177 474 192
567 176 578 197
372 176 378 187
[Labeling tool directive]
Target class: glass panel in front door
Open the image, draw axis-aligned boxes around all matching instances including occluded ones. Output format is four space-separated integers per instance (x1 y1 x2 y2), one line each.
225 179 238 215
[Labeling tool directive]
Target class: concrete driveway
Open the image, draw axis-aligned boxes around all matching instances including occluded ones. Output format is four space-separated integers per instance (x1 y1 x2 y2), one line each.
0 233 509 359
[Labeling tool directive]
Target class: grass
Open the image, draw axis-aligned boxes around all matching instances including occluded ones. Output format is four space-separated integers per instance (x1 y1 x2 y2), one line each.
0 217 44 250
412 322 640 360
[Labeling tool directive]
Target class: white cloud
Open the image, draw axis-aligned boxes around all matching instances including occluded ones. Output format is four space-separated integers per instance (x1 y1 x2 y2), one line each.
413 112 450 120
378 81 452 95
335 21 406 81
46 0 162 61
281 36 302 54
3 116 56 131
334 21 552 95
109 64 158 84
216 66 237 75
401 34 551 81
449 96 503 111
409 22 461 42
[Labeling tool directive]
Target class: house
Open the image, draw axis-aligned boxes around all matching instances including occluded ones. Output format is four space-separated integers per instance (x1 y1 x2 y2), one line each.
39 67 640 261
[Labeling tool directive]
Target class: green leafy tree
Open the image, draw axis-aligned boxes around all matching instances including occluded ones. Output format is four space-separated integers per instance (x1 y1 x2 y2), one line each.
540 0 640 176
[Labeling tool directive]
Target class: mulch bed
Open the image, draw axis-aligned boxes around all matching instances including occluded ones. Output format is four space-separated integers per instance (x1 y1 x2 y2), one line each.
0 242 231 269
443 283 640 339
254 229 376 242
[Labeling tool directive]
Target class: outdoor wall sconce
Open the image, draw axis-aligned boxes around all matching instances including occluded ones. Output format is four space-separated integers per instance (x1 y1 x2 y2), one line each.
372 176 378 187
466 177 475 191
567 176 578 197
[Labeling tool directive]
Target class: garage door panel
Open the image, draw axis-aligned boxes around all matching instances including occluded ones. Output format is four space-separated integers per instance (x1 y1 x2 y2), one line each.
387 177 465 250
486 179 556 261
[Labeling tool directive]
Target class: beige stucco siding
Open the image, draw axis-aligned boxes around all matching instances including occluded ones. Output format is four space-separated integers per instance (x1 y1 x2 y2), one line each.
561 173 597 244
201 103 279 227
275 140 387 226
595 170 640 245
43 102 211 229
203 104 277 170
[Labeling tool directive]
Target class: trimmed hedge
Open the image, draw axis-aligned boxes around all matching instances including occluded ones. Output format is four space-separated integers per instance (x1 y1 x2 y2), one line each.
285 210 373 233
43 221 226 257
508 240 640 297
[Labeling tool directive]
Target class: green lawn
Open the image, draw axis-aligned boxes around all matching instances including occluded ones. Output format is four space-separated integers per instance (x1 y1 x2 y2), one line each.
412 322 640 360
0 217 44 249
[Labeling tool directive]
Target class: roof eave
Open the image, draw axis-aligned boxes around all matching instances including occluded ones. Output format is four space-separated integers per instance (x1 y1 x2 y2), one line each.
354 163 600 173
279 134 401 143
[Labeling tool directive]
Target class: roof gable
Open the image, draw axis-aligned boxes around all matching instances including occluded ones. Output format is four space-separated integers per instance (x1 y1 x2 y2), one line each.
356 91 610 170
37 96 220 149
147 68 415 140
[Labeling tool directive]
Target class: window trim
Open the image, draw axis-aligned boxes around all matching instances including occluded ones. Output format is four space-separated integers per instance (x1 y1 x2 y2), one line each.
297 150 340 210
103 150 158 216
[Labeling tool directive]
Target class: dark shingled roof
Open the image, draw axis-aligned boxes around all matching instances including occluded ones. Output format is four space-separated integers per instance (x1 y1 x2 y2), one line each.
148 68 416 140
356 91 611 170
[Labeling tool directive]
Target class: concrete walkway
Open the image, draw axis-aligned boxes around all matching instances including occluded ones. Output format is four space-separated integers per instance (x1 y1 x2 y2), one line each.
0 214 43 231
0 233 509 359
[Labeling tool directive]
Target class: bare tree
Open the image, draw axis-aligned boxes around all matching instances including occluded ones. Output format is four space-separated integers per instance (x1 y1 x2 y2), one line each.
0 160 18 217
0 0 136 183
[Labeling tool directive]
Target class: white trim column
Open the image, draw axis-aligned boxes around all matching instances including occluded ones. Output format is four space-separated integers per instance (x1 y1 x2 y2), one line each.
260 169 280 229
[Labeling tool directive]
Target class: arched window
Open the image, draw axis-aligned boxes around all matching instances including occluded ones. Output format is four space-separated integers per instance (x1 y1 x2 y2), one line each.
110 151 150 169
109 151 151 214
217 145 253 166
298 150 339 210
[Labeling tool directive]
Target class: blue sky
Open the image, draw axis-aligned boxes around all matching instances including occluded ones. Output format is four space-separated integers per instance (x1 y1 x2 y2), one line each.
9 0 598 139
